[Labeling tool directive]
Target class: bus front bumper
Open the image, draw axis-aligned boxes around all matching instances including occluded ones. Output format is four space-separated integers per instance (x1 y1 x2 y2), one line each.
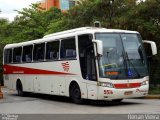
97 85 149 100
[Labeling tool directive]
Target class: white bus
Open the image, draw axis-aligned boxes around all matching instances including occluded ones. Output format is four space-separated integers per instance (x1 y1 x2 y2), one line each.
3 27 157 104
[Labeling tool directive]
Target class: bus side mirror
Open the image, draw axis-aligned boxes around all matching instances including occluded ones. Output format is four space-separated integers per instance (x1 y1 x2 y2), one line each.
92 40 103 56
143 40 157 57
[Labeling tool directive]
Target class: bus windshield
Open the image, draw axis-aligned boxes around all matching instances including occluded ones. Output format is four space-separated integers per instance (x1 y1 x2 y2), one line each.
96 33 148 79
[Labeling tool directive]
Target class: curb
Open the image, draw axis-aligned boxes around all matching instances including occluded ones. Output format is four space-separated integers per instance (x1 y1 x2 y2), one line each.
143 95 160 99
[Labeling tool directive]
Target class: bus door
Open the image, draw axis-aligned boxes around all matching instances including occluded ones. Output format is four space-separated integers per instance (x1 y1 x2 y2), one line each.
78 35 98 99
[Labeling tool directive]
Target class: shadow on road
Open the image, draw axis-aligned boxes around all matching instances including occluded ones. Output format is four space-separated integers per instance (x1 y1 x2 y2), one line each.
10 92 143 107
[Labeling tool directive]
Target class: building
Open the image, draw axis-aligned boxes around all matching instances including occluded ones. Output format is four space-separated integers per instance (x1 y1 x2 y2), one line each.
39 0 81 11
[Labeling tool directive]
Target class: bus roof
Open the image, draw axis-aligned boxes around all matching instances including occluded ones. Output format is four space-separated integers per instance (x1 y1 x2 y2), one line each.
4 27 139 49
43 27 138 38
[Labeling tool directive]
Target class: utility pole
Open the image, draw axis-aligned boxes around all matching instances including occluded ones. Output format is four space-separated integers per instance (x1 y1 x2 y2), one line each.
109 0 114 28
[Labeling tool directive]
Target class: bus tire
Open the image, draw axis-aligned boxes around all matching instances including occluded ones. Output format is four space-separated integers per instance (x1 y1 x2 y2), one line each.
16 80 24 96
70 84 83 104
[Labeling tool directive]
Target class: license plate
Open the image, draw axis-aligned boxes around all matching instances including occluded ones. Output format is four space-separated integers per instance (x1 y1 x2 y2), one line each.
124 91 133 95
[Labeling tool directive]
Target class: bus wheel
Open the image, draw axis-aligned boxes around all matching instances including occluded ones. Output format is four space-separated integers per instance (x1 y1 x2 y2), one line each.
17 81 23 96
71 84 83 104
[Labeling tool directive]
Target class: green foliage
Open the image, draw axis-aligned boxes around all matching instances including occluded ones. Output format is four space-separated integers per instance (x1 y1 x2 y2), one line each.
0 4 63 84
1 4 63 44
46 18 68 34
0 19 7 84
0 0 160 86
0 19 10 43
0 43 4 85
149 85 160 94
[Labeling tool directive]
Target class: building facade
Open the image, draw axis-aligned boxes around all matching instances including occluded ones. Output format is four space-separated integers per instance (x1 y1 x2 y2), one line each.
39 0 80 11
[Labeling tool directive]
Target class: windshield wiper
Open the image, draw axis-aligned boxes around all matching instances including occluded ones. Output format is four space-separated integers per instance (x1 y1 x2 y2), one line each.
125 52 141 78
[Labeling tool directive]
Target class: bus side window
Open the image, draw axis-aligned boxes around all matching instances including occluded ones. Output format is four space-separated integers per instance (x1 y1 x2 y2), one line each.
4 49 12 64
22 45 33 62
78 34 97 81
46 41 60 60
60 37 76 59
33 43 45 61
13 47 22 63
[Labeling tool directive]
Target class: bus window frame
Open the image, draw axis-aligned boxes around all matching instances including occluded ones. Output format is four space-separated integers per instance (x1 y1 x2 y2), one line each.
33 43 46 62
4 48 13 64
45 40 60 61
13 47 22 64
22 45 33 63
4 36 78 64
60 36 77 60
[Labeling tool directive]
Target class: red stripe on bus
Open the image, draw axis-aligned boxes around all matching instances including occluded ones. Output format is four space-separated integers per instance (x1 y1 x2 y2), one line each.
3 64 76 75
114 83 141 89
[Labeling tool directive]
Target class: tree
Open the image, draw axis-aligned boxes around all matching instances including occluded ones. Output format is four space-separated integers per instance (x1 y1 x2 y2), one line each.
1 4 63 44
1 0 160 86
0 15 8 84
46 0 160 86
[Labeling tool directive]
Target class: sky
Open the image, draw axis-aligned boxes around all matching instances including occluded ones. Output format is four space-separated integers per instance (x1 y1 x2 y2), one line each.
0 0 41 21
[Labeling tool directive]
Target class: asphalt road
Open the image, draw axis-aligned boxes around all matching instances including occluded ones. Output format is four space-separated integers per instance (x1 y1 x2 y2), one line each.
0 88 160 115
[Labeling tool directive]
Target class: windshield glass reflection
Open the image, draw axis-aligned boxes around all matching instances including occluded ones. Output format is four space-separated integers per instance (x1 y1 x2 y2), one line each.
96 33 148 79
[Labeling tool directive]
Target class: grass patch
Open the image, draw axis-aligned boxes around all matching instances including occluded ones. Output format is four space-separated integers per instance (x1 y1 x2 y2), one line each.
149 87 160 94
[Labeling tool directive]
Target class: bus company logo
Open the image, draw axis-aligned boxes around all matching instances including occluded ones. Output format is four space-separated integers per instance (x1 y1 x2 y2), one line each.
62 62 70 72
136 89 148 93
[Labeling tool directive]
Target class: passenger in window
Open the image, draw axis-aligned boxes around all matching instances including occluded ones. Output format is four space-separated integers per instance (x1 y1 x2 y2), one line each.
66 49 76 58
25 55 31 62
16 56 21 62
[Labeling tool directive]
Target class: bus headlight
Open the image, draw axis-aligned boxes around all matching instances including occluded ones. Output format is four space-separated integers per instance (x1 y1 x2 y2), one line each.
98 82 114 88
141 80 149 86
